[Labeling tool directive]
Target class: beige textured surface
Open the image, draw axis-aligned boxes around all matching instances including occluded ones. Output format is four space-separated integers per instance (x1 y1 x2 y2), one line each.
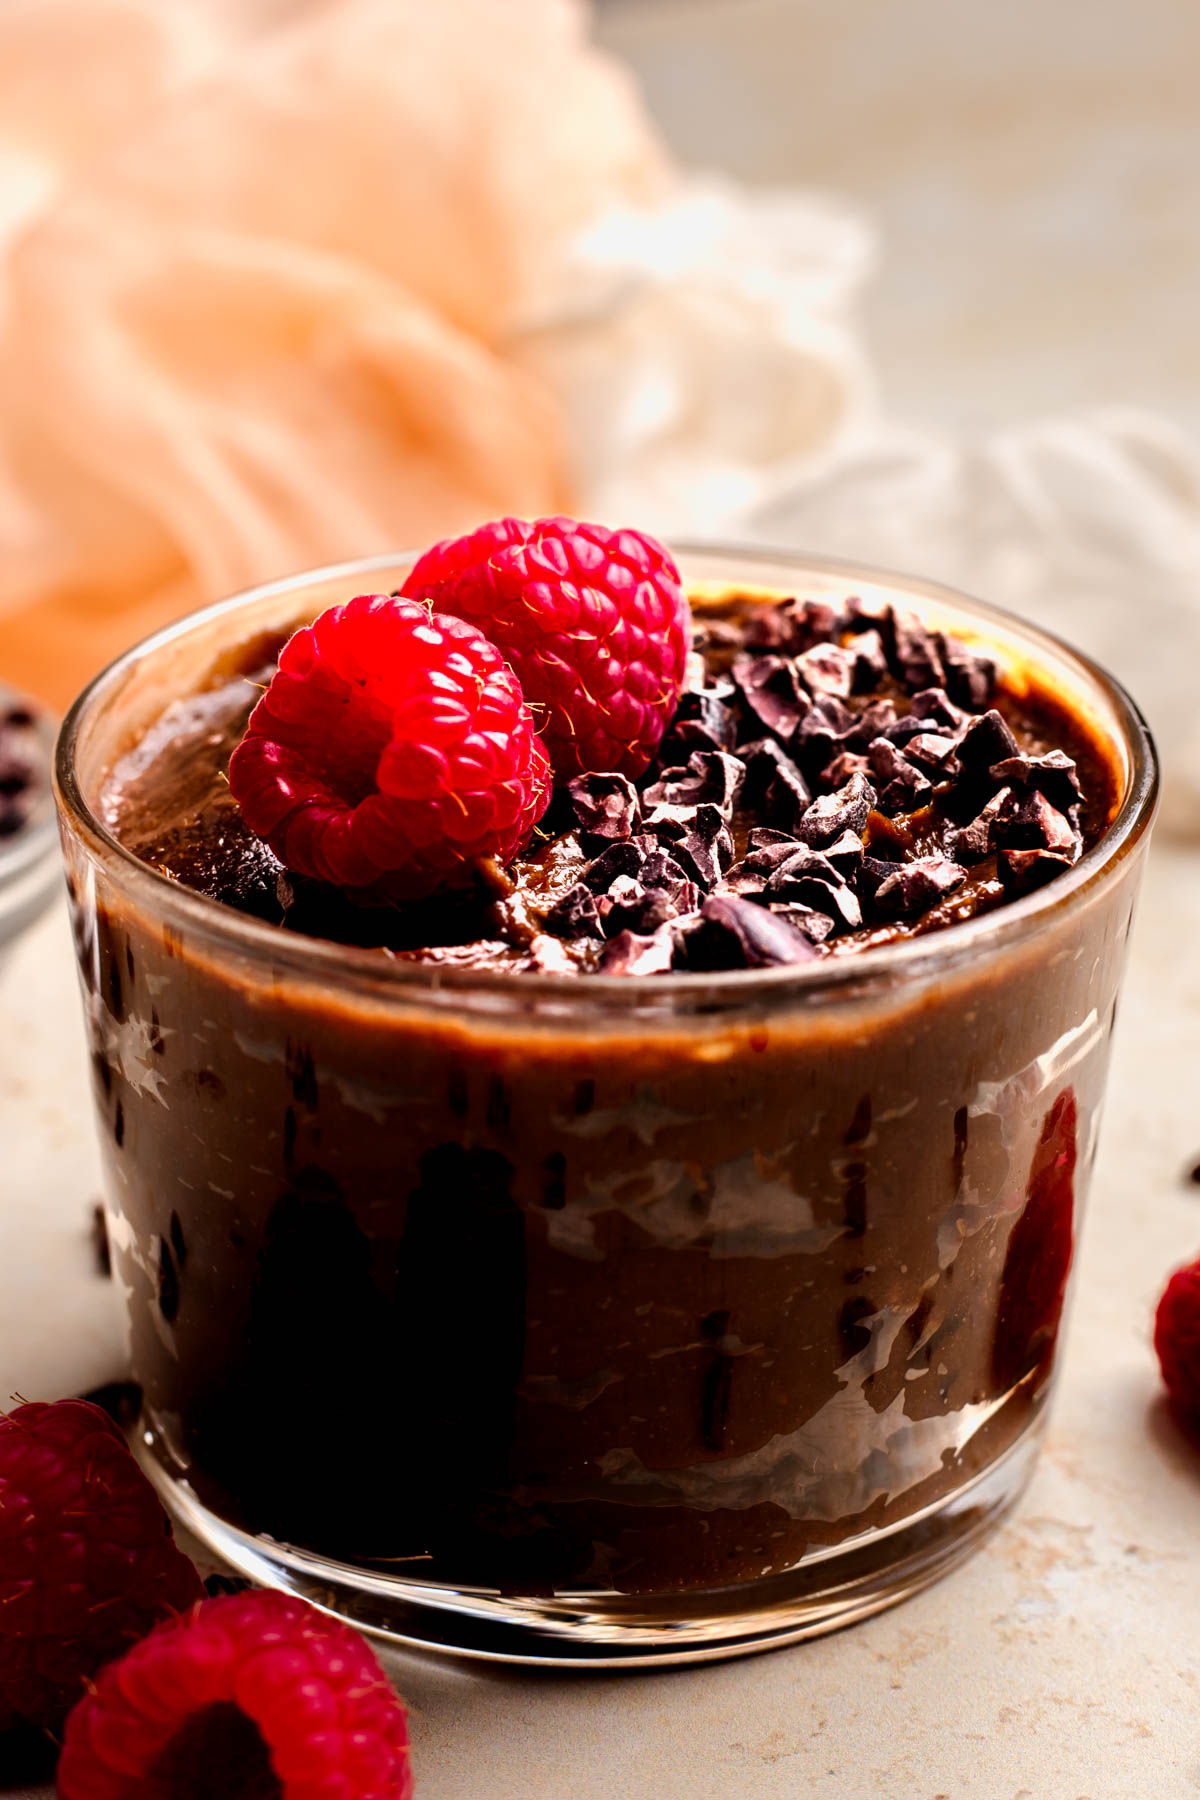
598 0 1200 435
3 842 1200 1796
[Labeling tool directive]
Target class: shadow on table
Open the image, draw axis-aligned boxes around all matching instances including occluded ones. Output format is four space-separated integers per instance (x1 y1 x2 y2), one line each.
1144 1392 1200 1480
0 1725 58 1790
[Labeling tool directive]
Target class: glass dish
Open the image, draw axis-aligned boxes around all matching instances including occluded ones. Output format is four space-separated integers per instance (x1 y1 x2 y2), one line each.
55 547 1158 1665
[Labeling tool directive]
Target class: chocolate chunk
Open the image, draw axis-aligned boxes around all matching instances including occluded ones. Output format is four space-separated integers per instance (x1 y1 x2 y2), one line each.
903 732 961 778
820 750 873 792
794 694 856 772
744 597 840 654
642 801 697 842
767 904 836 944
679 894 820 969
946 786 1016 863
796 642 854 699
664 685 739 754
566 772 641 844
883 711 934 748
842 697 900 751
938 633 997 710
998 846 1076 893
996 789 1079 857
957 709 1019 776
670 805 735 889
643 750 745 819
544 882 601 938
868 739 933 814
732 653 811 741
850 630 889 692
824 830 865 880
583 840 645 891
794 771 876 849
748 826 796 850
857 854 903 905
873 856 968 920
737 739 811 830
892 615 946 692
640 849 693 894
721 835 800 897
599 928 676 976
988 750 1083 814
766 847 863 929
910 687 968 733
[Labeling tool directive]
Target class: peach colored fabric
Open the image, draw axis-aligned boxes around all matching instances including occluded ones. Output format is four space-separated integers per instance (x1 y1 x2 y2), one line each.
0 0 667 705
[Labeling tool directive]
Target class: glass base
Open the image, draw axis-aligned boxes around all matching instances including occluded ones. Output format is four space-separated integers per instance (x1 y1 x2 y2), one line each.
139 1420 1043 1668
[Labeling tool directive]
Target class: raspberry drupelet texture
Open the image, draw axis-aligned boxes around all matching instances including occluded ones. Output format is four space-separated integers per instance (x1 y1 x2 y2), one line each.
1155 1253 1200 1429
57 1589 413 1800
402 515 692 780
229 593 551 900
0 1400 203 1733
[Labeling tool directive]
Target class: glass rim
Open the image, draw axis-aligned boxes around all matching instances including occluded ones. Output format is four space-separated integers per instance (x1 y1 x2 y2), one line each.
54 541 1160 1009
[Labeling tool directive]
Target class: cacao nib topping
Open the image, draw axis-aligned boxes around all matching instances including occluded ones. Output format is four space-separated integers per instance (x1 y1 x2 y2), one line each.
545 883 601 939
795 642 854 699
995 790 1078 857
768 904 836 944
663 685 739 754
823 830 866 880
821 749 873 791
999 846 1076 892
902 732 961 777
892 617 946 692
671 807 736 890
843 697 900 750
873 856 968 920
794 693 855 764
766 848 863 930
850 630 889 691
566 772 641 845
988 749 1083 813
957 709 1020 775
858 854 903 906
868 739 933 815
583 840 644 892
732 653 810 741
640 849 693 893
910 687 968 733
946 787 1017 864
938 634 997 710
599 928 676 976
642 750 745 819
679 894 820 970
737 738 811 831
794 772 876 849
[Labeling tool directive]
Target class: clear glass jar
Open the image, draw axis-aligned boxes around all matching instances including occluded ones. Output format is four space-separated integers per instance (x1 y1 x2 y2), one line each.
55 548 1158 1666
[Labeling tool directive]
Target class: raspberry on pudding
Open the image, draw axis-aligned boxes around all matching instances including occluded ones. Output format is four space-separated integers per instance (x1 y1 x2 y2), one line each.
56 529 1157 1660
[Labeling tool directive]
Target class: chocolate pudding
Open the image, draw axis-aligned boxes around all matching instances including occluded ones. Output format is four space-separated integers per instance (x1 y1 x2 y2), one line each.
56 550 1156 1658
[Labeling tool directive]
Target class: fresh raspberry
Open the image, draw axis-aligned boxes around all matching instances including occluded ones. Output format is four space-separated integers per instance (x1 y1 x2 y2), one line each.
229 594 551 900
991 1088 1077 1391
0 1400 203 1733
1155 1254 1200 1429
402 516 692 780
57 1589 413 1800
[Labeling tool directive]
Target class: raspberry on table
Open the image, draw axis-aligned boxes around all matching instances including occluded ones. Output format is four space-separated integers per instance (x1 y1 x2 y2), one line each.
56 1588 413 1800
0 1399 203 1733
402 515 692 780
229 594 551 900
1155 1254 1200 1427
